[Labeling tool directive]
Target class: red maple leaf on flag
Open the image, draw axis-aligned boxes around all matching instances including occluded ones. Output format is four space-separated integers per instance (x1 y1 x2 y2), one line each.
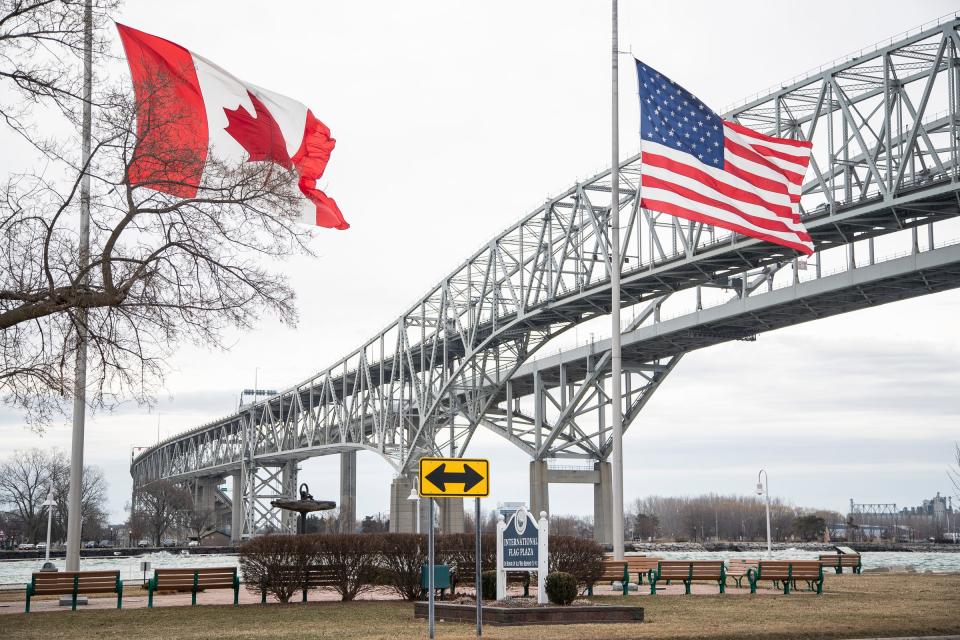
223 91 292 169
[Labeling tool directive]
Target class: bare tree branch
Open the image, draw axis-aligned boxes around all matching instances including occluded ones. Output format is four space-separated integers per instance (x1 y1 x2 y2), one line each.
1 65 316 427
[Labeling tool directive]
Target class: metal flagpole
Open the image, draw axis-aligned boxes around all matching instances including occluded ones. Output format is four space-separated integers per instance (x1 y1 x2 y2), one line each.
609 0 625 561
65 0 94 573
475 497 482 637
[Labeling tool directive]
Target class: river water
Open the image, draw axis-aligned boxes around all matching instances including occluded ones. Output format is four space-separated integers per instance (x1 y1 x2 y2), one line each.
1 548 958 586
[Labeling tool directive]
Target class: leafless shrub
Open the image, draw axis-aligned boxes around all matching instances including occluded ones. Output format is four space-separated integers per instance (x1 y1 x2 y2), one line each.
239 534 320 603
377 533 427 601
312 533 380 601
548 535 604 589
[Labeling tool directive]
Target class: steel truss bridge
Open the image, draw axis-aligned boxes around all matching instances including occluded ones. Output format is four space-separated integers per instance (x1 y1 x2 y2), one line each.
132 16 960 538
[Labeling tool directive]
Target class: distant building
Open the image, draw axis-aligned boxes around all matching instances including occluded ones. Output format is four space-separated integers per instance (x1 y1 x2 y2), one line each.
849 492 954 541
900 492 953 518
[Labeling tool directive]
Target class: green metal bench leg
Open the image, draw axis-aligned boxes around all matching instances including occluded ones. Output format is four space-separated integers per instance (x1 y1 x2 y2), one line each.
192 571 199 606
719 579 725 594
72 574 79 611
25 587 31 614
148 585 154 608
117 582 123 609
234 580 240 606
587 584 593 596
622 568 628 596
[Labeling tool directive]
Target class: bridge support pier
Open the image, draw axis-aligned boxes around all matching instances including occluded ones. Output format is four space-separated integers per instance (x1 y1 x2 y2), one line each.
194 477 219 514
529 460 550 517
193 477 224 541
389 474 418 533
529 460 614 545
281 461 299 532
593 461 613 546
439 499 464 534
340 451 357 533
231 471 243 543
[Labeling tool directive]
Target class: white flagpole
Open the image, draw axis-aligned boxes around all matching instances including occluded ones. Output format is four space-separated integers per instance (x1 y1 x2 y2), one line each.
609 0 625 562
65 0 93 572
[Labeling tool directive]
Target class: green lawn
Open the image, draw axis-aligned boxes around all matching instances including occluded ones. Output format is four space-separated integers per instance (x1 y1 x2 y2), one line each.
6 573 960 640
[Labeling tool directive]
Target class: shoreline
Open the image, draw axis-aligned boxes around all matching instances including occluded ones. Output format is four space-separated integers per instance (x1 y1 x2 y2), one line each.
626 541 960 553
3 541 960 562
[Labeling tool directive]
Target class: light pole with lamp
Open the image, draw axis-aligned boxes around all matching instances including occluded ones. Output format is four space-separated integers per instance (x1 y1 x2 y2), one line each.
756 469 772 559
407 479 420 534
42 488 56 568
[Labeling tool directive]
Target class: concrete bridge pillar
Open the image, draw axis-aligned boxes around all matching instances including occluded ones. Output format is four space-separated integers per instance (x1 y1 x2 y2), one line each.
281 461 299 532
389 474 417 533
529 460 614 545
593 461 613 546
440 498 465 533
231 471 243 543
340 451 357 533
529 460 550 518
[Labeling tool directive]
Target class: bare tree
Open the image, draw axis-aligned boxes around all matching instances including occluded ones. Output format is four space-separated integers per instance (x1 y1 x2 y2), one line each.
1 64 315 425
184 506 218 543
131 480 191 546
0 0 117 138
949 442 960 502
0 448 107 543
0 448 51 542
48 450 107 540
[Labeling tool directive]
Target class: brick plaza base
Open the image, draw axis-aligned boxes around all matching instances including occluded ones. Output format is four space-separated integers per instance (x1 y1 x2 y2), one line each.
414 601 644 626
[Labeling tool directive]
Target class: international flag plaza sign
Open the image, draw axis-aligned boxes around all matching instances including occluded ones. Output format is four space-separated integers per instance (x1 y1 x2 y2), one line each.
496 506 549 604
418 458 490 498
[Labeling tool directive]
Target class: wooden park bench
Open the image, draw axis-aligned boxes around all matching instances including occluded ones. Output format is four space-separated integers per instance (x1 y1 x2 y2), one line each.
586 559 628 596
747 560 824 595
726 558 760 588
25 570 122 612
449 565 530 597
819 553 862 574
647 560 726 595
625 556 663 585
259 566 339 603
147 566 239 607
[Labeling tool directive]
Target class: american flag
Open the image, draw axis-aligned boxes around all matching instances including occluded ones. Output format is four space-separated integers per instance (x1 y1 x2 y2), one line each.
635 59 814 255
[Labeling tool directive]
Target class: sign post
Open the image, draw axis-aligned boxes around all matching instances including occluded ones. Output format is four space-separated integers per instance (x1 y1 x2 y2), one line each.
497 506 549 604
418 457 490 639
475 496 482 636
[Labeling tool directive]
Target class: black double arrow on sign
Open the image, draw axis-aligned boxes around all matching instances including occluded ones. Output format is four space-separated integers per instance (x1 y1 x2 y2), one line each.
425 462 484 492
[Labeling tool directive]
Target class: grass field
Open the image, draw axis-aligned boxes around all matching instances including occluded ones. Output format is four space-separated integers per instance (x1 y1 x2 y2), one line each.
5 573 960 639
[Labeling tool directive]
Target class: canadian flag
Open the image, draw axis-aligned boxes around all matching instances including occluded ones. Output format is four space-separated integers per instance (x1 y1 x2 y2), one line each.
116 23 348 230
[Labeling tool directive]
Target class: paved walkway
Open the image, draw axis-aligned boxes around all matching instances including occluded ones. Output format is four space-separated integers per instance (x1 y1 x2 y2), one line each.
0 580 810 615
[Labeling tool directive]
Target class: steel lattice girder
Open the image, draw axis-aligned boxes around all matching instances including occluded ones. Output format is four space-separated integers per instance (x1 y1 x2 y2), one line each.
131 19 960 529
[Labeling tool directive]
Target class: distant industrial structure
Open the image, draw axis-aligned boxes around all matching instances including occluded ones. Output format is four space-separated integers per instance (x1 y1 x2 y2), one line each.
839 494 956 542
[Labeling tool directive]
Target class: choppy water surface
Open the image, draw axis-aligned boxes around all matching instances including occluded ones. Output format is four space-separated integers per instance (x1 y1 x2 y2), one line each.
653 549 960 573
1 549 958 585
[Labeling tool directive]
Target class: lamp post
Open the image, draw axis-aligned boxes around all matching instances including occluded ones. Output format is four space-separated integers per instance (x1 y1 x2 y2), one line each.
42 489 56 565
756 469 772 559
407 479 420 534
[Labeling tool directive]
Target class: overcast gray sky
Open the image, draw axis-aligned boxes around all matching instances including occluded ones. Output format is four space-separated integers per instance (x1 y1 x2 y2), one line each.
2 0 959 522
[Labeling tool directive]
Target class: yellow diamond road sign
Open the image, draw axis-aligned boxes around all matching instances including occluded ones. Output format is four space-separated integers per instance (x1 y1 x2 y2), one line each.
418 457 489 497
